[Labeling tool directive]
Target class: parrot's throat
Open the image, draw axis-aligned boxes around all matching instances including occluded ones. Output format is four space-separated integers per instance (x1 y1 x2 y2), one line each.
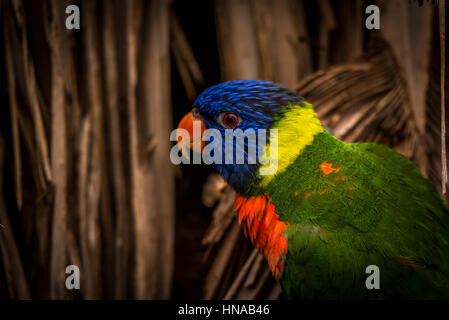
234 194 288 279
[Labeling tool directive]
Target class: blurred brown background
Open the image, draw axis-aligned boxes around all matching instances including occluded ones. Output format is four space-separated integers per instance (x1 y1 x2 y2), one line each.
0 0 447 299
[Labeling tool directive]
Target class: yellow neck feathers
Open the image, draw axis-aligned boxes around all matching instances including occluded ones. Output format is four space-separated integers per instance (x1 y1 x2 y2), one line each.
258 102 323 187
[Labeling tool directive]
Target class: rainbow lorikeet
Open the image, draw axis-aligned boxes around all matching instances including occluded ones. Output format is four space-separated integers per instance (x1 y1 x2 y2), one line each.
177 80 449 299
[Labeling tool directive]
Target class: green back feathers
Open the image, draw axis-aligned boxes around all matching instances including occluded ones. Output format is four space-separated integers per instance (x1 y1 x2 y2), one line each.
262 122 449 298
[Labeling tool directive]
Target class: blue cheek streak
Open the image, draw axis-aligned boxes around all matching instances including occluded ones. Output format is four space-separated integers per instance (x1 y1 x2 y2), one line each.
201 126 264 194
199 110 274 195
216 163 258 194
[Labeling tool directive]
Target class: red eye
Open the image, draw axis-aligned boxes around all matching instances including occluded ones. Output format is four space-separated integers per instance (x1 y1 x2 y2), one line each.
222 113 239 128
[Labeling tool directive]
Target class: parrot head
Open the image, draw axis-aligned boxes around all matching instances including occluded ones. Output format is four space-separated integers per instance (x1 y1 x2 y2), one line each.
177 80 323 195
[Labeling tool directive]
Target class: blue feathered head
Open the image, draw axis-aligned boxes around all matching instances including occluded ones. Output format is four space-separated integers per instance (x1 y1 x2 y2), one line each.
178 80 304 195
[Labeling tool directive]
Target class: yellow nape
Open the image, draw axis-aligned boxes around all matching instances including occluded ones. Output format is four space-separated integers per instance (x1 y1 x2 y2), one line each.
258 102 323 187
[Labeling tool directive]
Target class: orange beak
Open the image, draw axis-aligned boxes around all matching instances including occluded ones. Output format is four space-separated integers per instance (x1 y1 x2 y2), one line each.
177 111 206 153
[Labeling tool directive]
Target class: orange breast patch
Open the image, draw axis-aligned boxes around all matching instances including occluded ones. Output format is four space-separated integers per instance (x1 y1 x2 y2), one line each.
234 194 288 279
320 161 340 175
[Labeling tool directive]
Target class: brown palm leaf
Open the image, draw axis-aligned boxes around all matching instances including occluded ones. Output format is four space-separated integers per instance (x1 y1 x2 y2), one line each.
296 39 423 165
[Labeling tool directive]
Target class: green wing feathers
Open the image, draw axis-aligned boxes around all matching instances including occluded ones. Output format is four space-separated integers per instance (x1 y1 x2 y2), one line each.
265 131 449 299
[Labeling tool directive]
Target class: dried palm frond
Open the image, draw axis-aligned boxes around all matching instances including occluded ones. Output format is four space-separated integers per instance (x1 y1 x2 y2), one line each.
296 39 423 166
0 0 175 299
425 5 449 200
410 0 439 5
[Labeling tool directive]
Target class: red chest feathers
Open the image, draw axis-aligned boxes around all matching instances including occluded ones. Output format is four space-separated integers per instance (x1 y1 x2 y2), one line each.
234 194 288 279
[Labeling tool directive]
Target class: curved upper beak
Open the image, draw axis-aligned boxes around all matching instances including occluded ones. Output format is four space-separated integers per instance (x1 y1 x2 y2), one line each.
177 111 206 153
